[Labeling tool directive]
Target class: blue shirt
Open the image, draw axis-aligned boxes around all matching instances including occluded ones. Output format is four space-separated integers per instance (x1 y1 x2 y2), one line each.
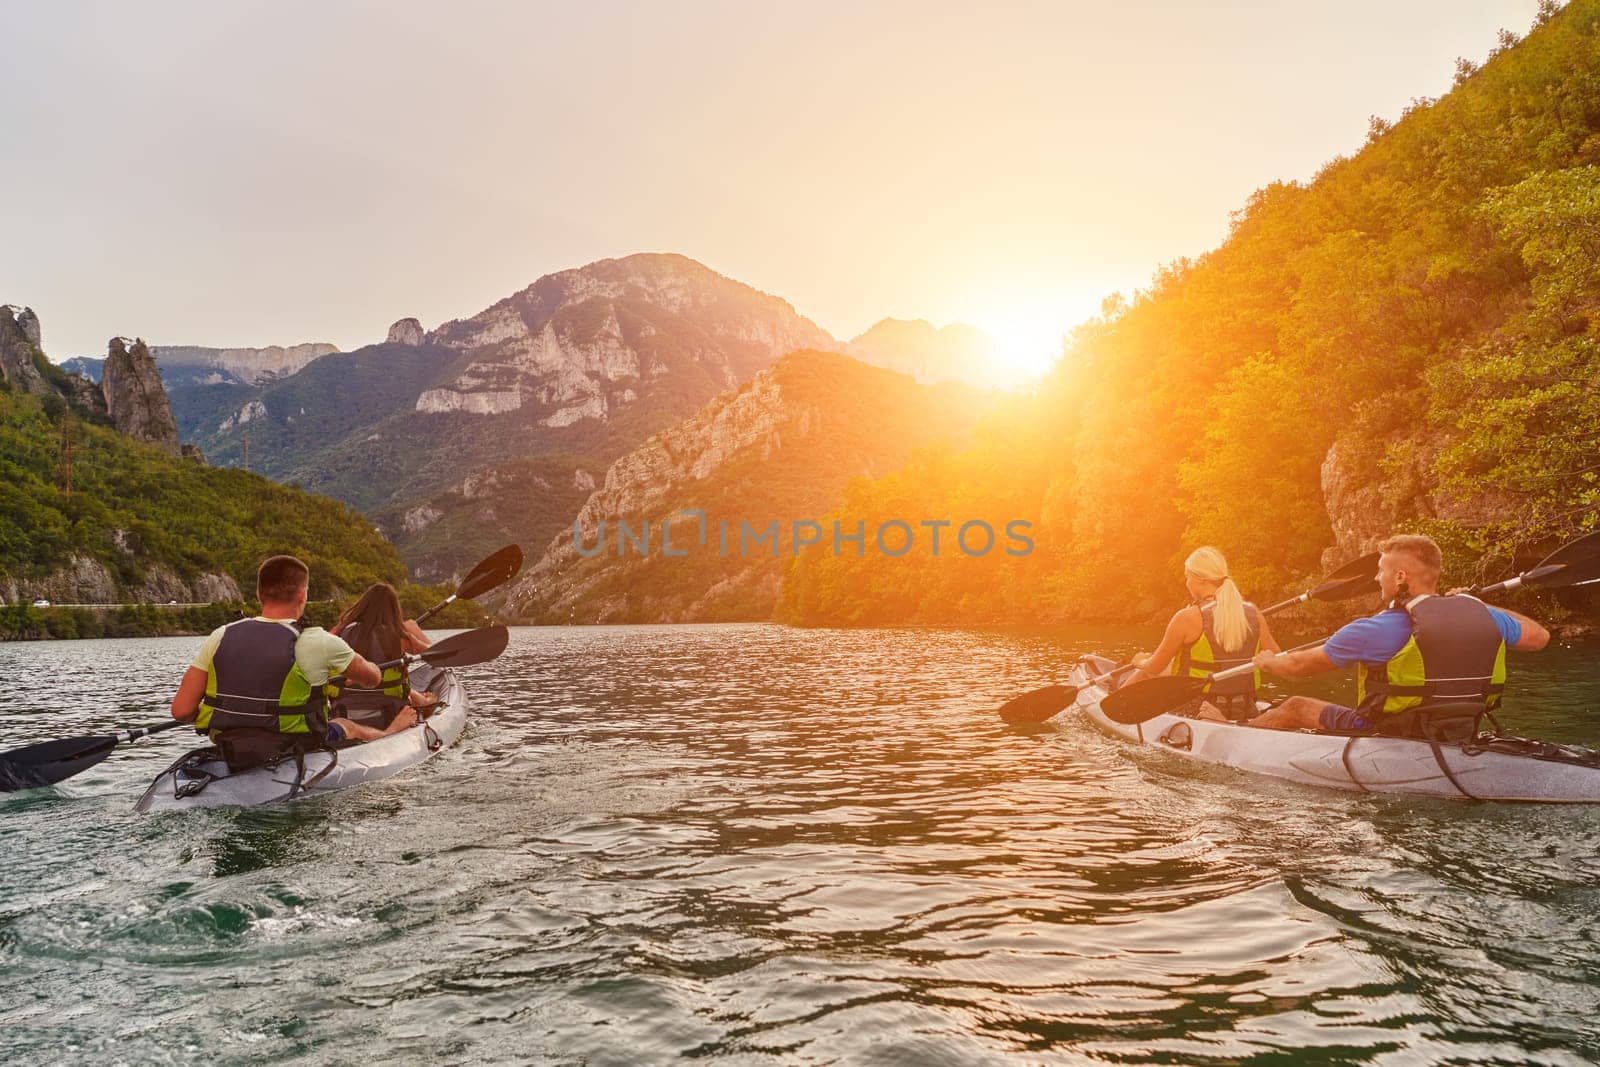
1321 603 1522 668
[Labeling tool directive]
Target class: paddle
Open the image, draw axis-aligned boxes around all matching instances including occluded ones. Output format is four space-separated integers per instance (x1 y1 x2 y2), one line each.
1260 551 1380 614
334 623 511 682
997 552 1381 726
0 719 182 793
0 624 513 794
1098 637 1330 725
1101 529 1600 727
413 544 524 625
1470 529 1600 595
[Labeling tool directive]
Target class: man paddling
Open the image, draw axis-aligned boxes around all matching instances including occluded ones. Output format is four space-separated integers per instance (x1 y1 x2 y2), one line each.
1234 534 1549 736
169 555 385 770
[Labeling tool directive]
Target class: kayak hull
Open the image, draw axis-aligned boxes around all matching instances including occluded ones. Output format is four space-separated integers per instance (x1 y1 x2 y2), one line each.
133 666 468 812
1067 655 1600 803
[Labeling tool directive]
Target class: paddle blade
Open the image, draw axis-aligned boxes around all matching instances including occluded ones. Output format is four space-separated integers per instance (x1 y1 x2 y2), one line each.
0 735 118 792
419 624 510 669
457 545 524 601
1533 552 1600 590
1537 529 1600 571
1323 551 1381 586
1307 571 1380 603
998 684 1079 725
1098 675 1207 725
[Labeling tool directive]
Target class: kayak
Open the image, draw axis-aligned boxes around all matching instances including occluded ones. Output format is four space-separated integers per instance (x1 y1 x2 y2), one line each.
1067 654 1600 803
133 665 468 812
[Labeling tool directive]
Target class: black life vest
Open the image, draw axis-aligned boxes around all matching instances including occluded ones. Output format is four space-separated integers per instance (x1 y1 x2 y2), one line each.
324 620 410 725
1356 594 1508 718
195 618 327 738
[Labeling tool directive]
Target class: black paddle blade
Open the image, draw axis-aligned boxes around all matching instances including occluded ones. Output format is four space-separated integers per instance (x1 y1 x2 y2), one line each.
1098 675 1207 725
1323 551 1381 585
0 735 117 792
998 684 1080 725
1537 529 1600 571
1307 571 1380 603
1536 552 1600 590
419 624 510 669
457 545 524 601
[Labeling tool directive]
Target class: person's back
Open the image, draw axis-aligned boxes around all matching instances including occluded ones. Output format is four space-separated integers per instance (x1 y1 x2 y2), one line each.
1247 534 1549 737
1176 597 1264 697
169 555 381 770
327 583 411 729
1123 546 1280 719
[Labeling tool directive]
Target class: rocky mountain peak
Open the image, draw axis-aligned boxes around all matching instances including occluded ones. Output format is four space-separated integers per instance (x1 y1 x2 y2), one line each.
0 304 51 395
417 253 837 425
102 336 181 455
387 317 425 346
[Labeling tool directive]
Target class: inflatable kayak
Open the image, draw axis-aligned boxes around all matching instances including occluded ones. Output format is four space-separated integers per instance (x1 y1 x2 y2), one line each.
133 665 468 812
1067 654 1600 803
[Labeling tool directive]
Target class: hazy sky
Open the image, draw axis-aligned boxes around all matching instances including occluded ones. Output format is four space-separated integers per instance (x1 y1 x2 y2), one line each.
1 0 1543 373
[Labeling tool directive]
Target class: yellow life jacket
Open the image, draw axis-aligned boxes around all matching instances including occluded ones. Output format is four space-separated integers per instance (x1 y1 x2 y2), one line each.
1174 598 1262 696
1356 594 1507 717
324 620 410 721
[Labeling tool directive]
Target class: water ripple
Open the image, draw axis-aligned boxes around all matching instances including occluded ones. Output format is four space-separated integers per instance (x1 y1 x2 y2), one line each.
1 625 1599 1063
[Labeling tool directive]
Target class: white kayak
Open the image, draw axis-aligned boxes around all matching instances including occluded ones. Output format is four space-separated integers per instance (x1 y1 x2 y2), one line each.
133 665 468 812
1067 654 1600 803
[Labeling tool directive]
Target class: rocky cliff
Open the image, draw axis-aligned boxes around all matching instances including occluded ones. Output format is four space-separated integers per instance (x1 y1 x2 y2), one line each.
102 337 181 455
387 317 425 346
151 342 340 384
0 305 51 395
504 351 995 623
2 304 107 416
419 252 836 424
63 342 339 387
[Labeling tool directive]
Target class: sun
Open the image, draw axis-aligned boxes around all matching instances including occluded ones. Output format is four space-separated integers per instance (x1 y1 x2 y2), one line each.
982 314 1064 387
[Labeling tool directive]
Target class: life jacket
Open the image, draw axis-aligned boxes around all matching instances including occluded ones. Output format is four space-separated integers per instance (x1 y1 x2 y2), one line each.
1174 598 1262 697
1356 594 1507 719
324 620 409 726
195 617 327 739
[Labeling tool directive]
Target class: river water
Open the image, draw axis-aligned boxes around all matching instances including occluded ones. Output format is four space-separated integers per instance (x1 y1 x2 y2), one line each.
3 624 1600 1064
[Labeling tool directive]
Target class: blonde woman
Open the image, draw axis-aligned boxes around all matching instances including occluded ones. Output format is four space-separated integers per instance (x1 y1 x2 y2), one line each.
1122 547 1281 719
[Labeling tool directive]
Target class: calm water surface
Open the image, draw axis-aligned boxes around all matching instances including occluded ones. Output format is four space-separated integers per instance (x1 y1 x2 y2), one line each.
3 624 1600 1065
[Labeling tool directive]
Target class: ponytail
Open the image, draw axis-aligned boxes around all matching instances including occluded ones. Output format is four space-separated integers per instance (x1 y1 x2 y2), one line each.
1184 546 1250 652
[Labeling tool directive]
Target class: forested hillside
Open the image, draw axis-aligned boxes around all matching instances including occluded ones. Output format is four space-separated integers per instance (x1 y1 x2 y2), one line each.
0 386 404 602
780 0 1600 626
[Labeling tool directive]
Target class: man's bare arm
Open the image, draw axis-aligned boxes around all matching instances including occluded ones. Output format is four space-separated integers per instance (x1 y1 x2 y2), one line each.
1498 607 1551 651
171 666 208 721
1253 646 1338 678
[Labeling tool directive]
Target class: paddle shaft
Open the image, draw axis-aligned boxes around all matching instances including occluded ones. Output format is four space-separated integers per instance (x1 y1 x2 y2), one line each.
1196 636 1332 686
119 719 185 744
413 595 455 627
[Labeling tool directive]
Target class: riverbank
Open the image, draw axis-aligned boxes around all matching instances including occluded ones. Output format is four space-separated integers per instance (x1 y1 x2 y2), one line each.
0 591 486 641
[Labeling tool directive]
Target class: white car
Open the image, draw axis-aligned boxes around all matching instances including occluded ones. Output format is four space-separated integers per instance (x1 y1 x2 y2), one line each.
31 598 50 607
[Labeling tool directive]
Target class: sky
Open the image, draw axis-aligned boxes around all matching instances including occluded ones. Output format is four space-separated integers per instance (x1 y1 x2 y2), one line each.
0 0 1545 379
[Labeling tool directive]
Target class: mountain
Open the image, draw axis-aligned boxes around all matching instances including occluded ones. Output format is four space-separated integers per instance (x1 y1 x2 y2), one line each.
779 1 1600 627
503 351 996 623
0 307 402 605
845 318 1001 389
62 341 339 387
174 253 839 581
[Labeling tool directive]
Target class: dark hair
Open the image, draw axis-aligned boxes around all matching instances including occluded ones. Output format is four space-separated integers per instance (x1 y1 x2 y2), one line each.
257 555 310 604
333 582 405 661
